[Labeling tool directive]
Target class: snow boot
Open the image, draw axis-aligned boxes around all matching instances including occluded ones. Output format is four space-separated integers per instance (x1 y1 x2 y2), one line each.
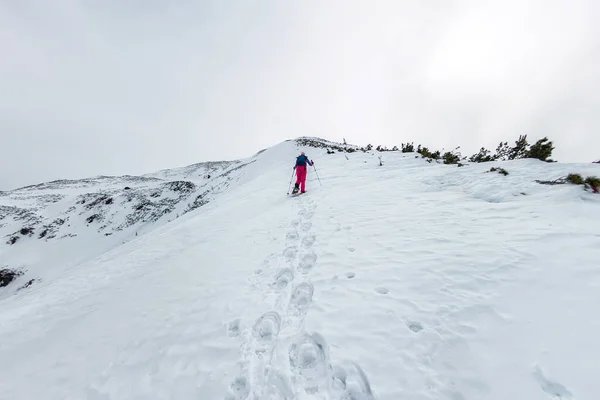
291 183 300 195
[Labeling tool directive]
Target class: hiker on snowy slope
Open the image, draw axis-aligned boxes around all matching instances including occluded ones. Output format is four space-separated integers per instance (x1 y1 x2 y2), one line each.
292 152 314 194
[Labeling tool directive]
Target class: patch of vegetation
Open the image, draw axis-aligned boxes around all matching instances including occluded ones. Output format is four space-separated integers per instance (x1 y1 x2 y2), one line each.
567 173 585 185
470 135 555 163
401 142 415 153
537 174 599 193
164 181 196 193
417 145 441 160
469 147 496 163
296 137 359 153
490 167 509 176
585 176 600 193
443 151 461 165
535 178 567 185
527 137 554 161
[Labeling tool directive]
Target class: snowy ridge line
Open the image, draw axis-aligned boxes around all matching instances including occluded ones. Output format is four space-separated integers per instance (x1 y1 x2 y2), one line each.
225 194 373 399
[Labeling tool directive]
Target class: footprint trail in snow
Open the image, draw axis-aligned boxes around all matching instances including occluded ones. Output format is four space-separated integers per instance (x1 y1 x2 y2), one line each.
225 195 373 399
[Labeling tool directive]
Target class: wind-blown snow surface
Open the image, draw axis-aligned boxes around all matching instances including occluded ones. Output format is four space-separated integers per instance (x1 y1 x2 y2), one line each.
1 139 599 399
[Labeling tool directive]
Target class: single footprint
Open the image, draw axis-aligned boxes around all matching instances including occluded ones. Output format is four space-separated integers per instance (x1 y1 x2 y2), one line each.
345 272 356 279
227 376 250 399
347 247 356 252
532 364 573 399
291 219 300 227
289 332 332 394
283 246 298 262
332 361 374 399
227 319 242 337
407 321 423 333
300 222 313 232
304 211 315 220
263 368 294 399
302 235 316 248
288 282 314 317
252 311 281 353
272 268 294 290
299 252 318 274
375 287 389 295
286 231 299 241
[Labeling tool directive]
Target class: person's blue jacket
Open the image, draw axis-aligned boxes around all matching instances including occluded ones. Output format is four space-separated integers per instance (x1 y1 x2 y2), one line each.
294 154 313 169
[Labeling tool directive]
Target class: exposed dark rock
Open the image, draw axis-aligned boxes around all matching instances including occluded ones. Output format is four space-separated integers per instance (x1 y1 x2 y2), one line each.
20 227 34 236
86 214 101 224
0 268 24 287
18 279 36 291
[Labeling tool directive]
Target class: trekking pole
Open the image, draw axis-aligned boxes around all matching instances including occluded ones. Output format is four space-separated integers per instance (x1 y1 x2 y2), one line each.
313 164 322 187
286 169 295 195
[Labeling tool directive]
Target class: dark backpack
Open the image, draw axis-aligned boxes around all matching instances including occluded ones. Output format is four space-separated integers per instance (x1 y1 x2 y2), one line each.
296 155 309 166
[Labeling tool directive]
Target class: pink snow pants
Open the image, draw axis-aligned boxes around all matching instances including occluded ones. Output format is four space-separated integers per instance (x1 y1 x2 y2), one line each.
295 165 307 193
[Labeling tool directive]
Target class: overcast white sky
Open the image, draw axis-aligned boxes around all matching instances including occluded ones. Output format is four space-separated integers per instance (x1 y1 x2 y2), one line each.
1 0 599 189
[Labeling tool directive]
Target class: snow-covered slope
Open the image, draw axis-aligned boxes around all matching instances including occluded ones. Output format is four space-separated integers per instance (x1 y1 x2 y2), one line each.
0 138 599 399
0 156 258 299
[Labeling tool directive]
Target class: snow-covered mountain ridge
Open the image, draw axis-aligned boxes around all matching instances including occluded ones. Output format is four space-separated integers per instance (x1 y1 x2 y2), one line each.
1 137 599 400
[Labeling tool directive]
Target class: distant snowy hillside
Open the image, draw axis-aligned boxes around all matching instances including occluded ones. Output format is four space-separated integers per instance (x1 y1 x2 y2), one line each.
0 157 256 298
1 137 599 400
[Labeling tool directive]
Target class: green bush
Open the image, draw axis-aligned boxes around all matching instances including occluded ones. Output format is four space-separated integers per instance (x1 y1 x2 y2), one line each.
510 135 530 160
475 135 555 162
418 146 441 160
567 174 585 185
443 151 461 165
526 137 554 161
402 142 415 153
585 176 600 193
470 147 496 163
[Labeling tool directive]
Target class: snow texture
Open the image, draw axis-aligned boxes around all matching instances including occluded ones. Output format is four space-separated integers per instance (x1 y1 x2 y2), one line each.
1 137 599 399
